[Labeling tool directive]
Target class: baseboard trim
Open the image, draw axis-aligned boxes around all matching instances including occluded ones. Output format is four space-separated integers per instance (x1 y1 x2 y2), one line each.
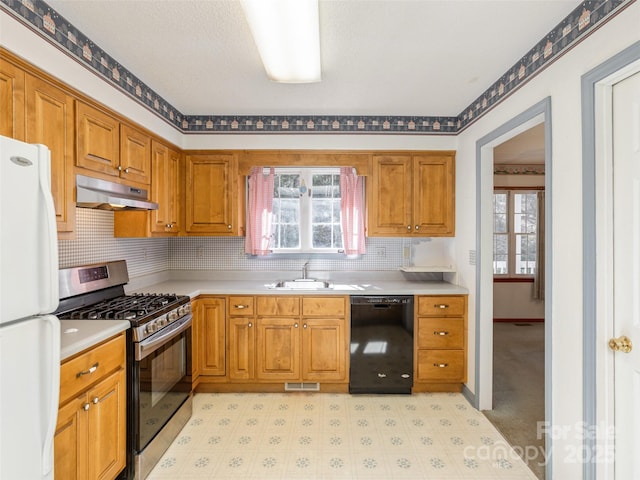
493 318 544 323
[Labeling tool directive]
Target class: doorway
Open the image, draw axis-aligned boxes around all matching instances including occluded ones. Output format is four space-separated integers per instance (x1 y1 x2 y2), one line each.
484 124 547 479
474 97 553 479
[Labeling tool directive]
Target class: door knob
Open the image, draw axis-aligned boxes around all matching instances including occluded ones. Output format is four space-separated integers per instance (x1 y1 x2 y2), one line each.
608 336 633 353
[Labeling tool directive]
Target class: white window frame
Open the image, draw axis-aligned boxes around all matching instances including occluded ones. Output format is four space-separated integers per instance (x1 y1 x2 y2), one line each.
271 167 344 254
493 189 539 278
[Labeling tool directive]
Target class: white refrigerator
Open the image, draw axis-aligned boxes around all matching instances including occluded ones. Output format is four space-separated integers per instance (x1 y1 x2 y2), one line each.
0 135 61 480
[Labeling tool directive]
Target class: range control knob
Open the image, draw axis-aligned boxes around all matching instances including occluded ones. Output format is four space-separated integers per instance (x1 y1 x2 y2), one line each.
168 310 178 322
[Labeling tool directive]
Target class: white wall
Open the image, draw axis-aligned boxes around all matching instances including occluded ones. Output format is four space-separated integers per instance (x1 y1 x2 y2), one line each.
455 3 640 478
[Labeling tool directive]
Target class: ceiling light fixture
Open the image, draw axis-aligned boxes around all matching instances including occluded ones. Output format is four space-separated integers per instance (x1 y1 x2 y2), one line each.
240 0 321 83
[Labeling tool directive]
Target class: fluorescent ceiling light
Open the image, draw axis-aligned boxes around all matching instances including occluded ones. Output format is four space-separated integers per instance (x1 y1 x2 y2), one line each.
240 0 321 83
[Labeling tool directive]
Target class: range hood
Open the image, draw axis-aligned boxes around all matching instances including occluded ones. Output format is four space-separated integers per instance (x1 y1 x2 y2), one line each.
76 174 158 210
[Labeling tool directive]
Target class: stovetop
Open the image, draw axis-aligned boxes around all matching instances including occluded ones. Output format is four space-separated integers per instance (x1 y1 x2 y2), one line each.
58 293 188 323
56 260 192 342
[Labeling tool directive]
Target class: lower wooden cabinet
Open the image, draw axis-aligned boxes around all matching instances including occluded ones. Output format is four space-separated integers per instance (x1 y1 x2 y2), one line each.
55 333 126 480
223 295 349 387
414 295 468 392
195 297 226 378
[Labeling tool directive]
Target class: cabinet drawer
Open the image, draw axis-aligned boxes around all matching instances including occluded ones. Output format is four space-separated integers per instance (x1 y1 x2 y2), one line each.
417 296 466 316
229 296 254 315
302 296 346 317
416 350 464 382
417 318 464 349
257 296 300 316
59 333 125 404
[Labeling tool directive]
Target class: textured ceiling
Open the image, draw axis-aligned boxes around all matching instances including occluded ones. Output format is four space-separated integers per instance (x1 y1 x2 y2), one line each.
45 0 580 117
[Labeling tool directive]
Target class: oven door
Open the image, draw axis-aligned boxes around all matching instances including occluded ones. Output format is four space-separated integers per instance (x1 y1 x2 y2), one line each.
133 314 192 453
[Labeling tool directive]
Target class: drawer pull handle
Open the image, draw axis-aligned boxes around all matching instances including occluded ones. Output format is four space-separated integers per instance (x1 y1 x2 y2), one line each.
433 363 449 368
233 304 249 309
76 362 99 378
435 304 449 309
434 331 449 336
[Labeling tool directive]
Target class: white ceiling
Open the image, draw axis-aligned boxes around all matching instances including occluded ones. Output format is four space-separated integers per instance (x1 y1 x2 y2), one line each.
45 0 580 118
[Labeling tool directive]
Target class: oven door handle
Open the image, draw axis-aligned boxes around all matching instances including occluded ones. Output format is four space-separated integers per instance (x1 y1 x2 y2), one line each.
135 314 192 361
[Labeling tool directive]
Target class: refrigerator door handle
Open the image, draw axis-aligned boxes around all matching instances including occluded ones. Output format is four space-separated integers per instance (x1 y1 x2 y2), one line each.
41 315 60 477
36 144 59 312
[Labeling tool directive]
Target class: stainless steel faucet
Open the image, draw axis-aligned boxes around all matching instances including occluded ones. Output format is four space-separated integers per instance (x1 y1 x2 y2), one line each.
302 262 310 279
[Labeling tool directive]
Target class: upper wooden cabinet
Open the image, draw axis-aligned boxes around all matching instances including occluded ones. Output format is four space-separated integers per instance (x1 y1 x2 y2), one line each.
368 152 455 236
120 123 151 185
185 153 238 235
150 140 181 234
76 102 151 185
76 101 120 176
0 58 25 140
25 74 76 238
114 140 181 238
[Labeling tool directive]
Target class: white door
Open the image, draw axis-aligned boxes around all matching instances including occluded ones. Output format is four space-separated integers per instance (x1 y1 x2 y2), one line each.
611 69 640 479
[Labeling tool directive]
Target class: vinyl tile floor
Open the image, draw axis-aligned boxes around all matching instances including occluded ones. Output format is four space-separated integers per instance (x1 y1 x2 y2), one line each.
147 392 539 480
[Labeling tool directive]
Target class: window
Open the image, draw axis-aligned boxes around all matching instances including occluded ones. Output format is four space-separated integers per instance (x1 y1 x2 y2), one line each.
271 168 344 253
493 190 538 275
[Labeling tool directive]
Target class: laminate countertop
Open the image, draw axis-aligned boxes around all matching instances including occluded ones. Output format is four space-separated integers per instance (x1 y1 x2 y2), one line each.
60 319 129 361
130 271 468 299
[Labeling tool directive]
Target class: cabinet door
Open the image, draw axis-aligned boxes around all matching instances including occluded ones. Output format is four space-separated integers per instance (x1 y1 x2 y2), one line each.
199 297 226 376
256 318 300 381
25 74 75 237
185 154 237 234
150 141 180 234
120 124 151 185
54 396 86 480
87 368 126 480
76 102 120 177
413 155 455 236
302 318 346 381
368 155 413 236
0 59 25 139
229 317 255 380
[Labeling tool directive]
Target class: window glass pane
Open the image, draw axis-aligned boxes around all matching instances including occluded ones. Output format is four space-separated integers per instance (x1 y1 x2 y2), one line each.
493 234 508 274
312 199 332 223
493 193 508 233
514 193 537 234
312 225 333 248
515 233 537 274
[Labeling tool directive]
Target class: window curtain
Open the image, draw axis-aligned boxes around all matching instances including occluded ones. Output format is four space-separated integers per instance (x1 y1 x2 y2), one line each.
245 167 275 255
339 167 366 255
533 191 545 300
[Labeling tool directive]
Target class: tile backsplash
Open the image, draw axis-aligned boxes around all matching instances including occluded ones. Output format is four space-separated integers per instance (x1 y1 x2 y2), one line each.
59 209 450 279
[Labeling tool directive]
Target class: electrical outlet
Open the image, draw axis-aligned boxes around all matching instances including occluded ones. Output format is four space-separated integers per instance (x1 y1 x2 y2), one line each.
197 247 204 258
469 249 476 266
403 246 410 259
376 247 386 257
143 248 148 260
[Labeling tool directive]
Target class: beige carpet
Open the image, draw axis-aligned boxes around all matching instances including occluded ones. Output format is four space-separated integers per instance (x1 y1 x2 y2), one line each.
483 322 546 480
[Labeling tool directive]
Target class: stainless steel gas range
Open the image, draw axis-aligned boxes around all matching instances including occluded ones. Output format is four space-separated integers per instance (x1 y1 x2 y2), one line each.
55 260 193 480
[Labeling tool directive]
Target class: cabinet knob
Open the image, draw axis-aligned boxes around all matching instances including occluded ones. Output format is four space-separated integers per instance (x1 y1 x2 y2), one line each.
415 225 420 230
248 322 253 328
166 224 172 228
83 403 90 411
407 225 411 230
294 323 299 328
227 225 232 229
117 165 122 171
303 323 308 329
124 167 130 173
92 397 99 404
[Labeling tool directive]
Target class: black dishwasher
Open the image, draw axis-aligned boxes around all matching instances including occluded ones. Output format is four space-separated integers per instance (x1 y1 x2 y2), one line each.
349 296 414 394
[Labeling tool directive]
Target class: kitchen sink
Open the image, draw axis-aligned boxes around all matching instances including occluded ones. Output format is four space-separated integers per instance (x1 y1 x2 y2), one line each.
270 279 333 290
